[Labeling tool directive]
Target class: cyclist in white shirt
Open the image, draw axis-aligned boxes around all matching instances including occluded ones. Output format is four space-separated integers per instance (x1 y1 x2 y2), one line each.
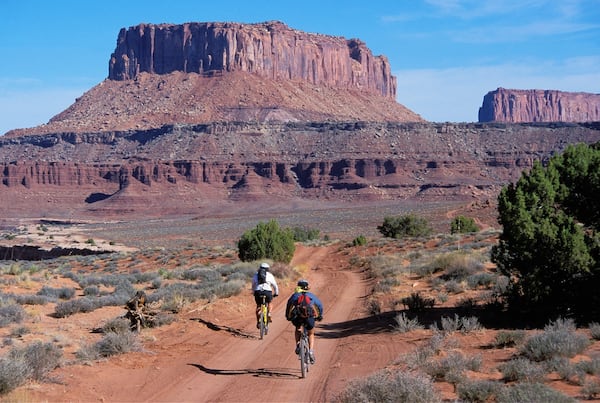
252 262 279 327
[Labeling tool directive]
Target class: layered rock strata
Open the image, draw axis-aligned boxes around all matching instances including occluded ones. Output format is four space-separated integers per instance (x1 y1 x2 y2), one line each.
479 88 600 123
109 21 396 98
2 122 599 215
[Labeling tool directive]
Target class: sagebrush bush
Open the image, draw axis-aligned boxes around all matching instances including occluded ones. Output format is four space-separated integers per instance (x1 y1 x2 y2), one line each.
494 330 527 348
54 297 98 317
0 300 25 327
78 331 142 361
498 357 546 383
520 318 590 361
333 369 441 403
102 317 131 334
0 355 30 394
393 313 424 333
422 351 481 382
457 379 501 403
14 341 63 381
0 342 62 394
496 382 576 403
581 379 600 400
37 286 76 300
589 322 600 340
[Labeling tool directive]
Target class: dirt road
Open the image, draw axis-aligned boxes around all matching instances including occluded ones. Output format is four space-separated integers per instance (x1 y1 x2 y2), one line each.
27 244 377 402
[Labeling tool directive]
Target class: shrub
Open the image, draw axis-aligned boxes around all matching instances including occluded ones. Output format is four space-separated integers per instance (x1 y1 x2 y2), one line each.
38 286 76 300
581 379 600 400
498 358 546 383
450 215 480 234
352 235 367 246
0 355 30 394
0 342 62 394
0 301 25 327
401 292 435 312
422 351 476 382
78 331 142 361
13 341 63 381
54 298 98 317
457 379 501 403
496 382 576 403
494 330 527 348
291 226 320 242
520 318 590 361
589 322 600 340
237 220 295 263
377 214 432 239
333 369 441 403
393 313 424 333
102 317 131 334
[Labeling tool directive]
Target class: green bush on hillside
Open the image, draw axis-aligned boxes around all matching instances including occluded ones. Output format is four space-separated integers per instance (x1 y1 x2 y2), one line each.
450 215 479 234
237 219 295 263
377 213 432 239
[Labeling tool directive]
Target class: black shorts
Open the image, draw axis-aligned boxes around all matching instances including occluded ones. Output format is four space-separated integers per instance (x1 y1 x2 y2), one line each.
254 290 273 305
291 316 316 330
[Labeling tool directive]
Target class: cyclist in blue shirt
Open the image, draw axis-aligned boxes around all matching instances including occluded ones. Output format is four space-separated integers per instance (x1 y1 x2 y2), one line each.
285 279 323 364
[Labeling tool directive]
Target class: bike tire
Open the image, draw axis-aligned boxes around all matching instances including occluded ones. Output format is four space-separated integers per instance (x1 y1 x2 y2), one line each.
259 309 266 340
299 338 307 378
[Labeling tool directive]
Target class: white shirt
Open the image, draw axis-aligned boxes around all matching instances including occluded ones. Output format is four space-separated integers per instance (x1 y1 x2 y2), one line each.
252 271 279 295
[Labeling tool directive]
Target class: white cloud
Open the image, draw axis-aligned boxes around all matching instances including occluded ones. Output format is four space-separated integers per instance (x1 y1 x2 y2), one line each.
395 58 600 122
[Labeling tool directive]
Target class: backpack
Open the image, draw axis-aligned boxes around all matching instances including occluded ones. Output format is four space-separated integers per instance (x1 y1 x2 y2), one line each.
294 293 313 319
258 267 268 284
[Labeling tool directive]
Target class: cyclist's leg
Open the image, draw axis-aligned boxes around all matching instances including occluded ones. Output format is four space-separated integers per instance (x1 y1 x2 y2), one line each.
305 317 316 350
253 291 263 322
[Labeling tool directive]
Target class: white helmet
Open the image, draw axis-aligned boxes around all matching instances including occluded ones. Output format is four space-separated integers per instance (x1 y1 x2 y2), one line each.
260 262 270 269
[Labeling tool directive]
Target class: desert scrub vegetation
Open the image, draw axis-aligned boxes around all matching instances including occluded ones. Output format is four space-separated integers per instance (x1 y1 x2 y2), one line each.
0 342 62 394
377 213 433 239
519 318 590 362
76 322 142 361
333 369 441 403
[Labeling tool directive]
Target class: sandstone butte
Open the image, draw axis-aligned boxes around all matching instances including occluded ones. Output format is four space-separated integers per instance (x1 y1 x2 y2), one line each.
479 87 600 123
0 21 599 221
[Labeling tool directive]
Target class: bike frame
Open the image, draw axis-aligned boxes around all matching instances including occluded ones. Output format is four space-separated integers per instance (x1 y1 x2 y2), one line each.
258 294 269 339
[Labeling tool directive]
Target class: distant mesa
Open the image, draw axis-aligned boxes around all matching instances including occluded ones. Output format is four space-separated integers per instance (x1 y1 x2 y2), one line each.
479 87 600 123
109 21 397 98
5 21 424 137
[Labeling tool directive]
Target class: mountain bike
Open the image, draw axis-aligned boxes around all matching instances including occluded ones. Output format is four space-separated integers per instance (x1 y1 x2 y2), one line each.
298 325 311 378
258 294 269 339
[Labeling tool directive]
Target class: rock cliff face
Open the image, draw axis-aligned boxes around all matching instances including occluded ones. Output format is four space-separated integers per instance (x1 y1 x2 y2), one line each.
109 21 396 98
2 122 599 219
479 88 600 123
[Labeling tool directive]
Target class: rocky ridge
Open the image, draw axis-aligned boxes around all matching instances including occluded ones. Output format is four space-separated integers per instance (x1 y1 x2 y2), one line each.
2 121 599 220
479 87 600 123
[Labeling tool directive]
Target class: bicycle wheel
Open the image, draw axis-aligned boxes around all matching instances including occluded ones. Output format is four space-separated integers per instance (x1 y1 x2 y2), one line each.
299 336 307 378
259 308 266 339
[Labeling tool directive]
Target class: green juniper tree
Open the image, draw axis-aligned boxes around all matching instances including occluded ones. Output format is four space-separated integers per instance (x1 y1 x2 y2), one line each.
492 143 600 322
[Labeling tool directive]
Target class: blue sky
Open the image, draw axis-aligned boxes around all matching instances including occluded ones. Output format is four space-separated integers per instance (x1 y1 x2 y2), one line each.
1 0 599 134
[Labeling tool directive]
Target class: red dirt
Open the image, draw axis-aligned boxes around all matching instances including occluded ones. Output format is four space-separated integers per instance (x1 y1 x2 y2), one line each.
4 226 598 402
